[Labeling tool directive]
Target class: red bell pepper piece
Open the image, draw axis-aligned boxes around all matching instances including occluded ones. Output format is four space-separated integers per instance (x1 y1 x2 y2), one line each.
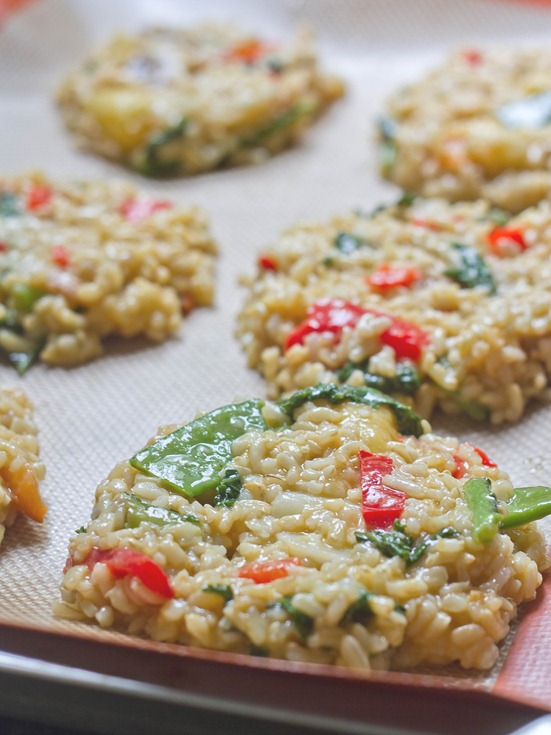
258 255 278 271
0 242 6 252
453 443 497 479
237 557 302 584
83 547 174 599
359 450 406 528
119 198 172 224
487 227 528 256
284 298 368 350
284 298 429 362
367 263 422 290
26 184 53 211
224 39 271 64
461 49 483 66
51 244 70 267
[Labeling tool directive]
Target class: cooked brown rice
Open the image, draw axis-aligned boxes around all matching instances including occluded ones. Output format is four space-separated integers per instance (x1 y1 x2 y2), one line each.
54 390 549 671
56 23 344 176
0 387 45 544
379 47 551 212
236 195 551 424
0 172 216 369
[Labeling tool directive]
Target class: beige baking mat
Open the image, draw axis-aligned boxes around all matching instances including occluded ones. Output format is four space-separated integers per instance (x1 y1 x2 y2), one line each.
0 0 550 708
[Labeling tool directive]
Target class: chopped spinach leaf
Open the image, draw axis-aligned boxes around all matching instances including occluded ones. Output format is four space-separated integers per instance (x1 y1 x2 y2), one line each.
337 360 420 397
215 468 243 508
277 383 424 437
240 100 314 148
396 192 417 207
356 521 458 566
444 242 496 293
75 526 87 534
341 591 374 626
137 117 188 177
268 596 314 640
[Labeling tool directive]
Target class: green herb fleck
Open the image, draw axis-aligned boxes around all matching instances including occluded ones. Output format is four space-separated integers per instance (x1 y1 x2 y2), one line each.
75 526 86 534
444 242 496 293
240 100 314 148
214 468 243 508
396 192 417 207
137 117 188 177
483 207 510 227
377 117 398 172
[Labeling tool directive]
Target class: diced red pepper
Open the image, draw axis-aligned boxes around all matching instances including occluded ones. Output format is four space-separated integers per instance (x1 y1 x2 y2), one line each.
51 244 70 268
237 557 302 584
119 198 172 224
26 184 53 211
367 263 422 290
410 218 442 231
379 315 429 362
487 227 528 256
0 242 7 252
284 298 429 362
224 39 271 64
284 298 368 351
359 450 406 528
452 443 497 479
83 547 174 599
258 255 278 271
461 49 483 66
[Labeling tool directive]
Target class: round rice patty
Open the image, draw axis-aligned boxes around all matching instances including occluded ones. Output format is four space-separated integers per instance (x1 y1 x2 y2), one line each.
0 172 217 368
236 195 551 424
379 47 551 212
0 387 45 544
56 24 344 176
55 396 548 671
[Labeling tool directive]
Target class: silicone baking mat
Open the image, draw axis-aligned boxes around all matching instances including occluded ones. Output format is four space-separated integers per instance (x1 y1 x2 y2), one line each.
0 0 550 728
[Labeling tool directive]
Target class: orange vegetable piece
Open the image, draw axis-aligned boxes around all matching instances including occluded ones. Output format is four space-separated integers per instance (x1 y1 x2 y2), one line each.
1 461 46 523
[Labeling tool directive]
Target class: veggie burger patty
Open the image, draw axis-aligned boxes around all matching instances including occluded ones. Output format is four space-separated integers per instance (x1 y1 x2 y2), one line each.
237 194 551 424
55 385 551 670
0 172 217 370
379 47 551 212
56 23 344 176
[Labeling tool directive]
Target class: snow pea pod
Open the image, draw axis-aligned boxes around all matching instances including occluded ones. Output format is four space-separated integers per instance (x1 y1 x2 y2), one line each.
463 477 502 543
130 399 267 498
501 485 551 529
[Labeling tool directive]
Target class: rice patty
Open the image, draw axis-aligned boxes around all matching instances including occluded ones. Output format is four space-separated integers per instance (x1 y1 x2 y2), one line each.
237 195 551 424
379 47 551 212
56 24 344 176
55 388 549 671
0 173 217 369
0 387 45 544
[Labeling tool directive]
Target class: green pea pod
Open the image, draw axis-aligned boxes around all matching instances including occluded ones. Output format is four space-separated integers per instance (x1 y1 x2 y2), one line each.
277 383 424 437
130 400 267 498
500 485 551 529
463 477 502 543
124 493 201 528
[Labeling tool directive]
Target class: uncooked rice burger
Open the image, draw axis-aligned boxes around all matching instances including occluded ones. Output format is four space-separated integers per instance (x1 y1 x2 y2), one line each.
379 47 551 212
0 387 46 545
56 24 344 176
0 172 217 370
55 384 551 671
236 195 551 425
